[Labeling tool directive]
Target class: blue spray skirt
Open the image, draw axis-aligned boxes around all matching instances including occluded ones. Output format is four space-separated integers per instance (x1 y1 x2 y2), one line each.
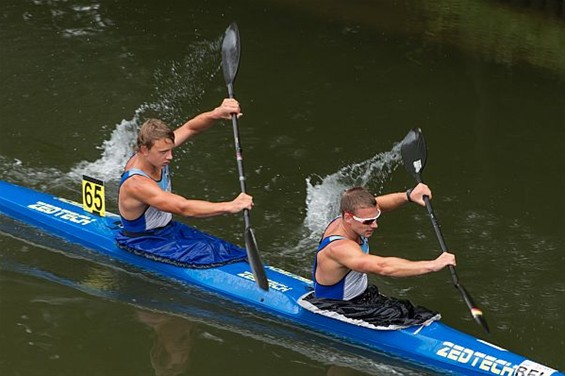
0 180 562 376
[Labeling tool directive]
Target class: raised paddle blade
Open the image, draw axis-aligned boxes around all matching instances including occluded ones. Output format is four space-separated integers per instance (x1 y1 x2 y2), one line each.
400 128 427 183
221 22 240 96
221 23 269 291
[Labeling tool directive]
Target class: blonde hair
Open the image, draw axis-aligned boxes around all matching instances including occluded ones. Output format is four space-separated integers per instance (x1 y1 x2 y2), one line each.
137 119 175 150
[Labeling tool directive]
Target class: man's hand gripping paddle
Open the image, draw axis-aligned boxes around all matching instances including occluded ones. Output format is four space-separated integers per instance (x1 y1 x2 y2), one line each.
400 128 489 333
221 23 269 291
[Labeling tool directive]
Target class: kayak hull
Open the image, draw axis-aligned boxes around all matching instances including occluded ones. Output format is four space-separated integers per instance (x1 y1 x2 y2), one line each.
0 180 562 376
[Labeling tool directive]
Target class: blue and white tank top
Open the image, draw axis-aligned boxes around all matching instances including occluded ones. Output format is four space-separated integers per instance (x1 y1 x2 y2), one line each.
312 234 370 301
119 166 172 233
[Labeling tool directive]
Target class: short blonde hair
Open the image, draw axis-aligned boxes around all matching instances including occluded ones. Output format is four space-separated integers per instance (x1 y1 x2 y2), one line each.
340 187 377 215
137 119 175 150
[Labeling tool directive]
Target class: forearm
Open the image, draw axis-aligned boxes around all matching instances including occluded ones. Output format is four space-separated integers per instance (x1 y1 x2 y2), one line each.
375 192 408 212
178 199 235 218
371 257 436 277
174 110 217 146
173 99 239 146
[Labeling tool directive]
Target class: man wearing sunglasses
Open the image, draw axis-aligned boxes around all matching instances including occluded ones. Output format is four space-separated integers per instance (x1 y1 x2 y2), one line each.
305 184 456 328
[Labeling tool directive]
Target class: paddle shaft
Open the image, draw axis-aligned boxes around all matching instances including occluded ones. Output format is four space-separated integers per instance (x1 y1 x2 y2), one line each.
423 196 458 281
422 191 489 332
221 23 268 291
423 195 472 292
416 168 469 288
227 83 252 228
402 128 489 333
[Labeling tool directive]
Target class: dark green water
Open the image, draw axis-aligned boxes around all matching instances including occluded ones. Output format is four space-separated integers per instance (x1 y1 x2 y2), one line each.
1 1 564 375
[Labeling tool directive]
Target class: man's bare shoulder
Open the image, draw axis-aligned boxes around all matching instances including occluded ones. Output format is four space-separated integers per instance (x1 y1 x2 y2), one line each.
122 173 152 187
121 174 160 198
325 237 363 258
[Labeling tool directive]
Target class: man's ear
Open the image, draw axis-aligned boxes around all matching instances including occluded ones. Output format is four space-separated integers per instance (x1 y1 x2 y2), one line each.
139 145 149 156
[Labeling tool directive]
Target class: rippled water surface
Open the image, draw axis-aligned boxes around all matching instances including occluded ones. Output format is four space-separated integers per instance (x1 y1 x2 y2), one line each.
1 0 564 375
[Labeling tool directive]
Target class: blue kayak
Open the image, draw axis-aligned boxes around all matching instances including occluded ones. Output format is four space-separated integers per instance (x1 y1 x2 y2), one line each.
0 180 562 376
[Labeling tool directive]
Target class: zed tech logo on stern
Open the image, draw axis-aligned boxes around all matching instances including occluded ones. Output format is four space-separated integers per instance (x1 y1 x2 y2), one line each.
436 341 557 376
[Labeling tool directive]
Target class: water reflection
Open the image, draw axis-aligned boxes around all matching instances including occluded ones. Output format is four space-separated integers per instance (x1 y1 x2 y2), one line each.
422 0 565 76
137 310 194 376
2 0 564 372
270 0 565 79
135 309 414 376
0 216 422 375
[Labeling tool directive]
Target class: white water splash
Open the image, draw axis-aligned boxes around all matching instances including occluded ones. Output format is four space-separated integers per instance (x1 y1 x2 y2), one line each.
0 116 138 197
278 144 403 271
0 156 63 190
67 118 139 183
304 144 402 237
68 39 221 183
1 39 221 194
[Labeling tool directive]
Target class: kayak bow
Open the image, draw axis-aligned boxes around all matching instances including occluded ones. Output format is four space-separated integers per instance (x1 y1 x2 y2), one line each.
0 180 562 376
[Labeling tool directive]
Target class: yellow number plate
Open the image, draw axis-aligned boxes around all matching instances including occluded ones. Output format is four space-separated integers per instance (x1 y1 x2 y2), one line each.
82 175 105 216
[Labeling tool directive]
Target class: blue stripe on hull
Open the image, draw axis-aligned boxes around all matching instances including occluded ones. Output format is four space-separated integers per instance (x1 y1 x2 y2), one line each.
0 180 562 376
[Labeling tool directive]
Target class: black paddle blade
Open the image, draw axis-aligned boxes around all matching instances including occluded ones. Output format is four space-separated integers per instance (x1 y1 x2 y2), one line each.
245 227 269 291
221 22 240 92
400 128 427 184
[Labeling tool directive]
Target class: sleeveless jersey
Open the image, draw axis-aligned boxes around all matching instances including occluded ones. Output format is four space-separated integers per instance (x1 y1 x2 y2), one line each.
119 166 172 233
313 234 370 300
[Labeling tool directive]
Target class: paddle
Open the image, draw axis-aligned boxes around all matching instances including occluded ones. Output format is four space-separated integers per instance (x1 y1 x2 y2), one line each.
221 22 269 291
400 128 490 334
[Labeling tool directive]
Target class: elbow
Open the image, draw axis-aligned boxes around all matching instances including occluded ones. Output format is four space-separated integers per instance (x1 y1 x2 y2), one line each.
365 260 396 277
178 202 199 218
378 266 398 277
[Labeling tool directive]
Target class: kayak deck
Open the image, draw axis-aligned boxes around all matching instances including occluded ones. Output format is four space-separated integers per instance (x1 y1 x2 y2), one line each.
0 180 562 376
